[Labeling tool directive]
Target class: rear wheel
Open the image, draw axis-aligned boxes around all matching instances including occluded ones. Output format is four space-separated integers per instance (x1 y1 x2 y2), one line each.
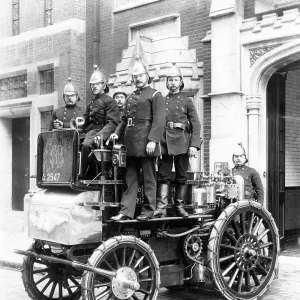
207 200 279 300
21 241 81 300
82 235 160 300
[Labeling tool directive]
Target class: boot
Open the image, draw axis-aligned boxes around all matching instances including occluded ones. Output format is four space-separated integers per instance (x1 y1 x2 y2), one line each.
153 183 169 218
174 185 189 218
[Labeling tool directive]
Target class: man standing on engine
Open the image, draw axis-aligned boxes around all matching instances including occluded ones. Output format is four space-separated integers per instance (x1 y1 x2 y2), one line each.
49 78 82 131
109 55 166 221
80 65 119 179
232 143 264 204
113 83 127 116
154 63 201 218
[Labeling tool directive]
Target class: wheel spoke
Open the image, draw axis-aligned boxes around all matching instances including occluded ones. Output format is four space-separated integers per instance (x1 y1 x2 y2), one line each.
245 271 250 290
138 288 150 295
133 255 144 269
32 267 51 274
228 268 239 288
222 262 236 277
35 274 50 285
49 281 57 298
59 282 63 298
138 265 150 274
128 249 136 266
121 247 126 267
68 275 80 287
256 262 268 275
250 269 260 286
260 241 273 249
220 254 235 263
220 244 237 251
103 259 114 271
252 218 263 236
237 271 244 292
131 294 140 300
247 213 255 234
41 278 52 293
240 212 246 234
113 251 121 269
257 229 270 242
258 254 273 261
231 219 241 239
224 230 238 244
95 287 110 299
139 277 152 282
64 279 73 295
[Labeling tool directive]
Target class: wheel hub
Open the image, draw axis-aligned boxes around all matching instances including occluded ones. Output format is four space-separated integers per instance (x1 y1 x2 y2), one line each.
112 267 139 299
235 233 259 271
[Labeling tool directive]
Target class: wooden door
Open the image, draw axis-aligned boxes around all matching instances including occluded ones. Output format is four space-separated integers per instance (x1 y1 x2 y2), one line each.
12 117 30 211
267 73 286 245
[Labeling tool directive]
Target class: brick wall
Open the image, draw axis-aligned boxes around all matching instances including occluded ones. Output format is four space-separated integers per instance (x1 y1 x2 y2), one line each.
285 69 300 187
86 0 212 166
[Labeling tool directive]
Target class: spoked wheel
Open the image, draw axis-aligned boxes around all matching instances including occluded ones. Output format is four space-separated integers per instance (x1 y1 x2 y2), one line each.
82 235 160 300
207 200 279 300
22 242 81 300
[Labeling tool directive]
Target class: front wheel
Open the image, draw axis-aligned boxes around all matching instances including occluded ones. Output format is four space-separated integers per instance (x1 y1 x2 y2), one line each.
207 200 279 300
82 235 160 300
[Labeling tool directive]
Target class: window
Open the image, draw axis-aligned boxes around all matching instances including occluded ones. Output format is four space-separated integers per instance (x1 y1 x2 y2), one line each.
40 69 54 95
12 0 20 36
0 75 27 101
45 0 53 26
41 110 53 132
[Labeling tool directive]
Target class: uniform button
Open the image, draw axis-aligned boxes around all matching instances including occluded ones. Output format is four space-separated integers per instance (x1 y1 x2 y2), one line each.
175 113 178 115
166 103 169 105
90 106 92 109
133 117 136 119
134 103 137 105
128 104 130 106
64 112 66 114
64 108 67 110
176 107 178 109
96 105 98 107
63 117 66 120
166 108 169 110
167 96 169 99
133 110 136 112
177 101 179 103
127 111 129 113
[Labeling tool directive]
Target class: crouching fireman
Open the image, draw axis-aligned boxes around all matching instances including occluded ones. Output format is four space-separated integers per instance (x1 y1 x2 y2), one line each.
232 143 264 204
154 63 201 218
49 78 82 131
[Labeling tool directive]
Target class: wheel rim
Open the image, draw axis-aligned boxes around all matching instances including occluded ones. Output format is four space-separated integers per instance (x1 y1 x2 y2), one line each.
82 236 160 300
208 201 279 300
22 243 81 300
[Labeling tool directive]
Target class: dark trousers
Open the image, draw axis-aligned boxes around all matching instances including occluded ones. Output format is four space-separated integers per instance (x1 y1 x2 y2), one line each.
81 130 98 178
119 157 157 218
157 153 189 186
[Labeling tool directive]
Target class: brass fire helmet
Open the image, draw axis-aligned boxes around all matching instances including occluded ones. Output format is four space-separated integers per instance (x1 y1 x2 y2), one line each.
131 55 152 84
89 65 109 93
232 143 248 165
63 77 80 104
166 63 184 90
113 83 127 99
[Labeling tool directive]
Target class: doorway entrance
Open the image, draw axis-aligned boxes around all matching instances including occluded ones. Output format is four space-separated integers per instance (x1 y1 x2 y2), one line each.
12 117 30 211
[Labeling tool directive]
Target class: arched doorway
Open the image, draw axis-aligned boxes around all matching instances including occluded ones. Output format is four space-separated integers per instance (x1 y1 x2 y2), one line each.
250 42 300 247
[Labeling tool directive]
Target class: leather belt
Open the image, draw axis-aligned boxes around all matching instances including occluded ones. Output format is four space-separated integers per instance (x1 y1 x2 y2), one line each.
166 121 186 130
127 118 151 127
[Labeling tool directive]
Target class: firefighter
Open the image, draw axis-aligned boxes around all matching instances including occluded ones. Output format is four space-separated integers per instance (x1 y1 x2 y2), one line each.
232 143 264 204
49 78 82 131
113 83 127 116
109 55 166 221
154 63 201 218
80 65 119 179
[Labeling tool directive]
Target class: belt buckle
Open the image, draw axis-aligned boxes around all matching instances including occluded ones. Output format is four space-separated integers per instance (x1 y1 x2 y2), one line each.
168 121 174 129
127 118 133 126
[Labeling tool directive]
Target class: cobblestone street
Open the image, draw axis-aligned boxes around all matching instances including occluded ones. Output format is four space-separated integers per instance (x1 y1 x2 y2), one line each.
1 255 300 300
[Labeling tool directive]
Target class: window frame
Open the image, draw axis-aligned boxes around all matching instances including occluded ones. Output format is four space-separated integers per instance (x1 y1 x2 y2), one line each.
12 0 20 36
44 0 53 27
0 74 27 101
40 69 54 95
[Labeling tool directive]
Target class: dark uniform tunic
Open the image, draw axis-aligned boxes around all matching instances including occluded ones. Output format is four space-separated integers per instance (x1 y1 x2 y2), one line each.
80 93 119 178
115 86 165 218
232 165 264 204
48 105 82 131
157 92 201 186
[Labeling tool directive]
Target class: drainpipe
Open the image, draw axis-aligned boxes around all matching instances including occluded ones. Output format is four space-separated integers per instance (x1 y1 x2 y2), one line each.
93 0 100 65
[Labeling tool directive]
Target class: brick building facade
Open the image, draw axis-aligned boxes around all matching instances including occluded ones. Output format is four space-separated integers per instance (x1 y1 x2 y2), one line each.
0 0 86 212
